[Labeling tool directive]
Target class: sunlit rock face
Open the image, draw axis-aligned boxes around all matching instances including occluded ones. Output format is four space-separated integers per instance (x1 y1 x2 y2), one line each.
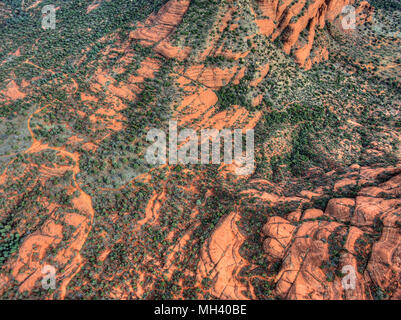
261 165 401 300
255 0 373 69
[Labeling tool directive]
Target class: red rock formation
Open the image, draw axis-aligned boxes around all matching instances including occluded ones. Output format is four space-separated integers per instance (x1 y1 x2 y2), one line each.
130 0 191 60
255 0 373 69
262 164 401 299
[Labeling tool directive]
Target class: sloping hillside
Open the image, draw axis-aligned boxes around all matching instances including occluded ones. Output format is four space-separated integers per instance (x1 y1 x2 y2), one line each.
0 0 400 299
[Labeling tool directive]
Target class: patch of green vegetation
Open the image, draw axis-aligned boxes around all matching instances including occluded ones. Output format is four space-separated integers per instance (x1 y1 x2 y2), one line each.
0 224 21 267
216 83 252 111
172 0 222 54
369 0 401 11
78 59 176 190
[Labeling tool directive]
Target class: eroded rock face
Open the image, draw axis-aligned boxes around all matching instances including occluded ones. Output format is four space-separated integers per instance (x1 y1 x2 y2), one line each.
130 0 190 44
261 164 401 299
262 216 295 259
197 211 251 299
130 0 191 60
255 0 373 69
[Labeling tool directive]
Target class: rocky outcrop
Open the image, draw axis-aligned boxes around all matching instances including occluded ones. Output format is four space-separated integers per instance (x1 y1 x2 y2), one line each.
255 0 373 69
130 0 191 60
198 211 251 299
261 164 401 299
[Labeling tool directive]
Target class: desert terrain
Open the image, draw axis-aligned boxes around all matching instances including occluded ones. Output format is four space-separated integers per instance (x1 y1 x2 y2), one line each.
0 0 400 300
